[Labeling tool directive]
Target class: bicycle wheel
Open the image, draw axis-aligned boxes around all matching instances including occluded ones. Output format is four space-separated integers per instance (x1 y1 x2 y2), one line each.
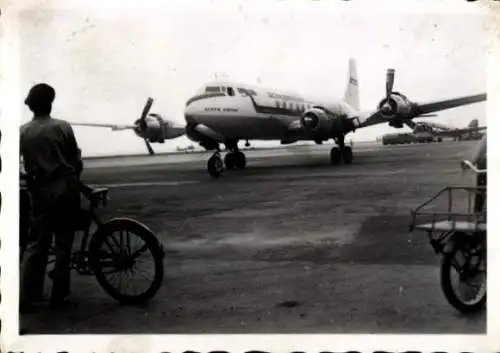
440 233 486 314
88 218 164 305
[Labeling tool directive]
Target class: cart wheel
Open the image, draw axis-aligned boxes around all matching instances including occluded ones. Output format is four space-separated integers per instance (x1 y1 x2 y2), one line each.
88 218 164 305
440 234 486 314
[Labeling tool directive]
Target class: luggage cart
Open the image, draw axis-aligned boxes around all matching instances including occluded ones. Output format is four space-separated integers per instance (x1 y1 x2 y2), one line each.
409 160 486 314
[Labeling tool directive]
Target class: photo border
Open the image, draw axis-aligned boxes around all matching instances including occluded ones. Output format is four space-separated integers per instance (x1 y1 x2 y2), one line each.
2 0 500 352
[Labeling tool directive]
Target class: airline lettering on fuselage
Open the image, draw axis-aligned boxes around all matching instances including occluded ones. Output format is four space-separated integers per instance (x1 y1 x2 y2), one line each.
204 107 239 112
267 92 305 102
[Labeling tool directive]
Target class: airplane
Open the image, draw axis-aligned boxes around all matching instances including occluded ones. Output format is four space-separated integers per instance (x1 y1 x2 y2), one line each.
182 59 486 177
405 118 486 141
176 144 196 153
70 58 487 178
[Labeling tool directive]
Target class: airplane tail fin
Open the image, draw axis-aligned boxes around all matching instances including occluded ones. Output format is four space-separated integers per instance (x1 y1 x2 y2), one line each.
468 119 479 128
344 58 360 111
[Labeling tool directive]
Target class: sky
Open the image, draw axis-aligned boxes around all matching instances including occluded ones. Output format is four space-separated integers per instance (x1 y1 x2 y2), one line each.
16 3 488 157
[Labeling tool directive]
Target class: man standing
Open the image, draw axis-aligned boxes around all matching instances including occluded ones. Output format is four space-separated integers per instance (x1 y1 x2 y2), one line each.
463 134 487 212
20 83 83 312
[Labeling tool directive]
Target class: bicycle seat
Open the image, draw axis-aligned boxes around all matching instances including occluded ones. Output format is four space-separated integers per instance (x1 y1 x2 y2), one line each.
81 184 109 202
89 188 109 202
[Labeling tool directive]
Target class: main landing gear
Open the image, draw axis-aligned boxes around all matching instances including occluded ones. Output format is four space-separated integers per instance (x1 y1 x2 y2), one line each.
207 140 247 178
329 136 353 166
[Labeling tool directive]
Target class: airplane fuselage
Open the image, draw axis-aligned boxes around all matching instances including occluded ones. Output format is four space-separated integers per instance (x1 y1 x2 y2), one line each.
183 82 356 144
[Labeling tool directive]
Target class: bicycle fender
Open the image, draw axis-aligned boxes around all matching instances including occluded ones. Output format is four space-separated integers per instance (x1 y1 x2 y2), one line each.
90 217 160 246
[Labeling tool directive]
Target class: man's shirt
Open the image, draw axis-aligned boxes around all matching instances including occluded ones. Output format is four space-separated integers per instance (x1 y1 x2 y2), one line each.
20 116 82 184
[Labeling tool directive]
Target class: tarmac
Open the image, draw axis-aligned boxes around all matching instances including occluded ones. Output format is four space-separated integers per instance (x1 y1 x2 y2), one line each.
20 140 486 334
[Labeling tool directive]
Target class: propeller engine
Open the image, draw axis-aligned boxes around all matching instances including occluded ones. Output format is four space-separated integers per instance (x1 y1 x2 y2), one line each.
300 108 331 132
377 68 412 126
299 107 339 139
299 106 355 138
133 98 180 155
130 98 157 155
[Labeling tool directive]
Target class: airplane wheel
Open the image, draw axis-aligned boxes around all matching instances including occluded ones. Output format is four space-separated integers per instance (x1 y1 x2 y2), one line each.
208 155 224 178
233 151 247 169
341 146 353 165
224 152 236 170
330 147 341 165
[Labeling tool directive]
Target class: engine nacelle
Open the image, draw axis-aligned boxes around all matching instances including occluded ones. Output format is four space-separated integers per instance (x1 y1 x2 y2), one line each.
377 92 412 120
300 108 333 134
134 114 163 142
144 115 163 142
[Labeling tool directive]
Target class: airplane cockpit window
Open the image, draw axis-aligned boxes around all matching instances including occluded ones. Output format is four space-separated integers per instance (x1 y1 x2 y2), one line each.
205 86 221 93
237 88 257 97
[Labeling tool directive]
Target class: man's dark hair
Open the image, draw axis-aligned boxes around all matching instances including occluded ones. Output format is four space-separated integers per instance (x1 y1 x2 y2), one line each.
24 83 56 116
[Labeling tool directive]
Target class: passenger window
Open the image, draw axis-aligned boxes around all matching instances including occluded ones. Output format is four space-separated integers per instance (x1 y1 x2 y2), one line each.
227 87 235 96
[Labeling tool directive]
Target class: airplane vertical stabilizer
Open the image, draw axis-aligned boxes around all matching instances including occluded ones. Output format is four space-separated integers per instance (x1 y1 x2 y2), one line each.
344 58 360 111
468 119 479 128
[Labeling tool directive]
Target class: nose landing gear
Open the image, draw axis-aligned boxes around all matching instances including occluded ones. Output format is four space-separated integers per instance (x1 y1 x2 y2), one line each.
206 139 247 178
207 151 224 178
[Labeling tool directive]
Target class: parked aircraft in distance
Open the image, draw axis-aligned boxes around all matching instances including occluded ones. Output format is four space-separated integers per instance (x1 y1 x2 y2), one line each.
406 118 486 141
69 58 487 177
176 144 196 153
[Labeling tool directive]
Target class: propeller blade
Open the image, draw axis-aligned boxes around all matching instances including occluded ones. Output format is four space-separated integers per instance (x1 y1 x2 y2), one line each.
140 98 154 122
144 138 155 155
386 68 395 100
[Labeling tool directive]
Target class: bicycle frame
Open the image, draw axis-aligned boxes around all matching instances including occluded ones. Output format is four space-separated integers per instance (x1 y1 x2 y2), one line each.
47 186 109 275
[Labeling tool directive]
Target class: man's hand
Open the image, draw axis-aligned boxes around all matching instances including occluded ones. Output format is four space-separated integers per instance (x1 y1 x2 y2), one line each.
460 160 469 170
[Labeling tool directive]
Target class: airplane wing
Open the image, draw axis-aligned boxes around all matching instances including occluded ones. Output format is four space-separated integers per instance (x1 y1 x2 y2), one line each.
354 93 487 129
71 122 136 131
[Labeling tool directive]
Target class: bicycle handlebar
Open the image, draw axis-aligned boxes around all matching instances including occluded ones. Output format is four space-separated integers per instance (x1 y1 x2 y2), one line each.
462 160 487 174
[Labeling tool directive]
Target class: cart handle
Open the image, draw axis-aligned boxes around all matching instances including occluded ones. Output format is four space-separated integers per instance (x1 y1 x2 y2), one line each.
461 160 487 174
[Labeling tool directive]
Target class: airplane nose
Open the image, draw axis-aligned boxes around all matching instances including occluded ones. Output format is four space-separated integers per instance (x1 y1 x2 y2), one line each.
184 98 198 124
184 100 204 126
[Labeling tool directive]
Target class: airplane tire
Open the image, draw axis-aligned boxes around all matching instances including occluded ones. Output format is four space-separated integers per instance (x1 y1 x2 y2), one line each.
341 146 353 165
330 147 341 165
208 155 224 178
224 153 236 170
233 151 247 169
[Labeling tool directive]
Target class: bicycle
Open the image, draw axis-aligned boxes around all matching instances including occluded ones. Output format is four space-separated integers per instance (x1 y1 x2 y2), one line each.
20 176 165 305
409 160 486 314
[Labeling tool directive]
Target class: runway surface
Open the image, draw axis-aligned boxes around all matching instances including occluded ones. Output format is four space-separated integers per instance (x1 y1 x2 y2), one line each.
20 140 486 334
